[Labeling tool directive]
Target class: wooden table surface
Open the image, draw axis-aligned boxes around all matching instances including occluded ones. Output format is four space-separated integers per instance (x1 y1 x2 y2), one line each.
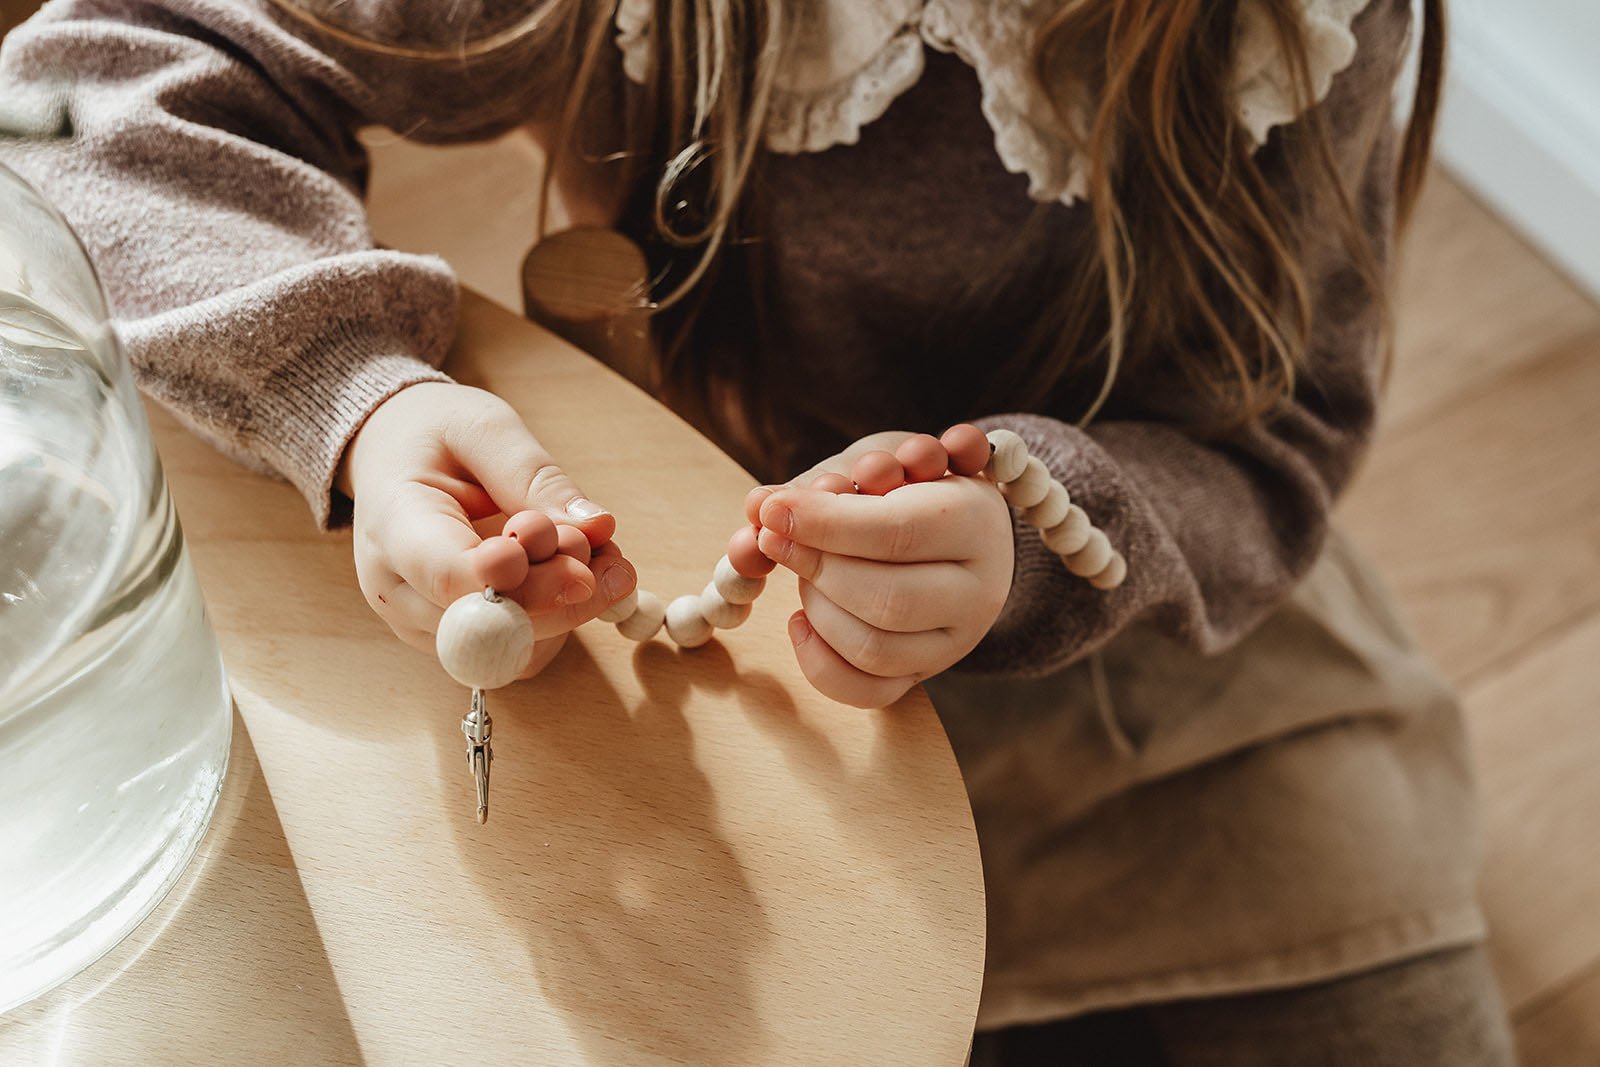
0 292 986 1065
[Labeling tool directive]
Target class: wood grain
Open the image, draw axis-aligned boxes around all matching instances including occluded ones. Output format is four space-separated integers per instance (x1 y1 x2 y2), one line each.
1 294 986 1065
1386 175 1600 432
1341 328 1600 682
1346 171 1600 1065
1462 613 1600 1010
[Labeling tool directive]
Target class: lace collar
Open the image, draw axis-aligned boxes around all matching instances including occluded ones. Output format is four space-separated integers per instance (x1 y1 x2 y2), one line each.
614 0 1372 206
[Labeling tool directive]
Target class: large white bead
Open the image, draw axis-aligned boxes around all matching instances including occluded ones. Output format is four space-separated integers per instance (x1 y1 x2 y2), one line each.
700 582 753 629
616 589 666 641
436 591 533 690
598 588 638 623
1064 528 1113 578
665 594 714 648
984 429 1029 483
1041 505 1093 556
1000 457 1052 509
711 554 766 605
1021 479 1070 529
1089 551 1128 590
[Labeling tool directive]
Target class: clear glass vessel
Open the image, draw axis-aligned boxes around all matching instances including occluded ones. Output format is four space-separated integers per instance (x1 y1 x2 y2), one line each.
0 162 232 1013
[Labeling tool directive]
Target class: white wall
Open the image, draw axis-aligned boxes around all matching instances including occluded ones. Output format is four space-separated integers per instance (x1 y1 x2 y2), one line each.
1436 0 1600 300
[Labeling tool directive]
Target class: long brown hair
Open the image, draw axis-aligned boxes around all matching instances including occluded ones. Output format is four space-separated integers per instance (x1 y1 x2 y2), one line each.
614 0 1445 458
274 0 1444 448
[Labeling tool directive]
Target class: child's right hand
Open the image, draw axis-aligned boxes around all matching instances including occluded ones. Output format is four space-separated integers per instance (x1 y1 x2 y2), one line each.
338 382 637 676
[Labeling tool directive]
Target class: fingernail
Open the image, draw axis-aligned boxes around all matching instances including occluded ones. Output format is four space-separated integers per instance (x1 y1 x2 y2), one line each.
558 579 592 606
566 497 608 520
601 563 633 603
765 502 793 536
757 527 793 563
787 613 812 647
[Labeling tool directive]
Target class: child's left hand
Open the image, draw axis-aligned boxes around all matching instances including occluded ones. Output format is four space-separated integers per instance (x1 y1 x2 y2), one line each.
755 433 1015 708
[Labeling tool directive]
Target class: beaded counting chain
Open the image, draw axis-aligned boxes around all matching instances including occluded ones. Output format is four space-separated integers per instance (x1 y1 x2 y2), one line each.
435 423 1125 821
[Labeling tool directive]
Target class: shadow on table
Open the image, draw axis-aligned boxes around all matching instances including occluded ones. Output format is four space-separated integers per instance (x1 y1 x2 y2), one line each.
444 639 772 1066
0 709 364 1065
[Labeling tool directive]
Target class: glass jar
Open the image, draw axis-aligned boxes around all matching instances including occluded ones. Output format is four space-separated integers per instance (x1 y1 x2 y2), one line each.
0 162 232 1012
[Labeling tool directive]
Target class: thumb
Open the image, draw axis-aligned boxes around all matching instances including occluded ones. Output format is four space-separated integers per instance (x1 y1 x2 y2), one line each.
445 406 617 547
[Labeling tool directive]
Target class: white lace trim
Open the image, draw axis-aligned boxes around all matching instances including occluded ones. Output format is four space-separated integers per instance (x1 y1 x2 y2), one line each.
767 23 926 154
615 0 1373 205
1235 0 1371 146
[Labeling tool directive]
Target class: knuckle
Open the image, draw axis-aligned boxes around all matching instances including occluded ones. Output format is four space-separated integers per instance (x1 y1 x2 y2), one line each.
526 460 568 497
886 512 919 560
869 579 916 631
426 568 456 608
846 625 896 677
795 544 823 581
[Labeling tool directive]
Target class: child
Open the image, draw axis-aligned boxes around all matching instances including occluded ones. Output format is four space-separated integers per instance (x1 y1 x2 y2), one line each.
0 0 1514 1059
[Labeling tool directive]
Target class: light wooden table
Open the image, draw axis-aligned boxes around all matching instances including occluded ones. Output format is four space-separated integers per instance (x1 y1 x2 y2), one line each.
0 293 986 1065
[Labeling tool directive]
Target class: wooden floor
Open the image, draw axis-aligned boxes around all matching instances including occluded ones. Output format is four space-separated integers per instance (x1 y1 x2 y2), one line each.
1341 175 1600 1064
367 136 1600 1062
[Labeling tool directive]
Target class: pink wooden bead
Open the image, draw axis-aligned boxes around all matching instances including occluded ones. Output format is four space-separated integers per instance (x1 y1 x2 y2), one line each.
895 434 949 483
851 450 905 496
555 523 591 566
503 510 559 563
727 524 777 577
469 536 530 594
811 472 855 494
941 423 992 477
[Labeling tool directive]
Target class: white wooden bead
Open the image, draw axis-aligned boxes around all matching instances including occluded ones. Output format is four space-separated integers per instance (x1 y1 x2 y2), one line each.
597 588 638 623
665 594 714 648
1021 479 1070 530
700 583 753 629
1040 505 1093 556
616 589 666 641
1089 551 1128 590
1064 528 1113 578
985 429 1028 483
1000 457 1052 509
436 592 533 690
712 554 766 605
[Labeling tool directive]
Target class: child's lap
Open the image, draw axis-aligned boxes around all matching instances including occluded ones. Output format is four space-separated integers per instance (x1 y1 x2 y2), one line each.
924 528 1489 1027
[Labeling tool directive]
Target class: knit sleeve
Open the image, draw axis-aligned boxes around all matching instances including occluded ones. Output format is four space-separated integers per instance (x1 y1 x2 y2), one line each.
0 0 558 527
957 0 1411 677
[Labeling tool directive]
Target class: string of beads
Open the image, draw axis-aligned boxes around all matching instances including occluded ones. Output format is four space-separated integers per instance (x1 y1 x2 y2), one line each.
432 423 1127 821
596 424 1126 649
438 424 1125 680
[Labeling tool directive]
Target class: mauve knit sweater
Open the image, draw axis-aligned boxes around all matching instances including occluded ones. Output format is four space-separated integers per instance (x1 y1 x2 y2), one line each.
0 0 1410 679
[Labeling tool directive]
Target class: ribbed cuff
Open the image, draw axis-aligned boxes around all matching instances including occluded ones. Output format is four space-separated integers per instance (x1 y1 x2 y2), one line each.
958 413 1135 677
249 319 453 529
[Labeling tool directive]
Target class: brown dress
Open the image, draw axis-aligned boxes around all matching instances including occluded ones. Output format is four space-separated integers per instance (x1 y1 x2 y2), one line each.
0 0 1485 1028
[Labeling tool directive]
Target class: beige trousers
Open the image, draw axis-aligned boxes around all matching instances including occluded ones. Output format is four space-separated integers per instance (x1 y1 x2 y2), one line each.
925 530 1487 1030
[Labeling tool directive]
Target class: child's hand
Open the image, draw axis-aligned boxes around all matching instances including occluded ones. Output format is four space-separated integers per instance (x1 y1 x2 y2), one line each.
338 382 637 675
755 435 1014 708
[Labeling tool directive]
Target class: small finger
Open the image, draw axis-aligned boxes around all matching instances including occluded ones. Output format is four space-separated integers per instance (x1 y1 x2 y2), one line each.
383 482 486 607
799 580 956 679
526 541 635 637
756 529 975 633
374 580 445 637
759 481 989 563
508 552 598 613
745 485 778 527
787 611 917 709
